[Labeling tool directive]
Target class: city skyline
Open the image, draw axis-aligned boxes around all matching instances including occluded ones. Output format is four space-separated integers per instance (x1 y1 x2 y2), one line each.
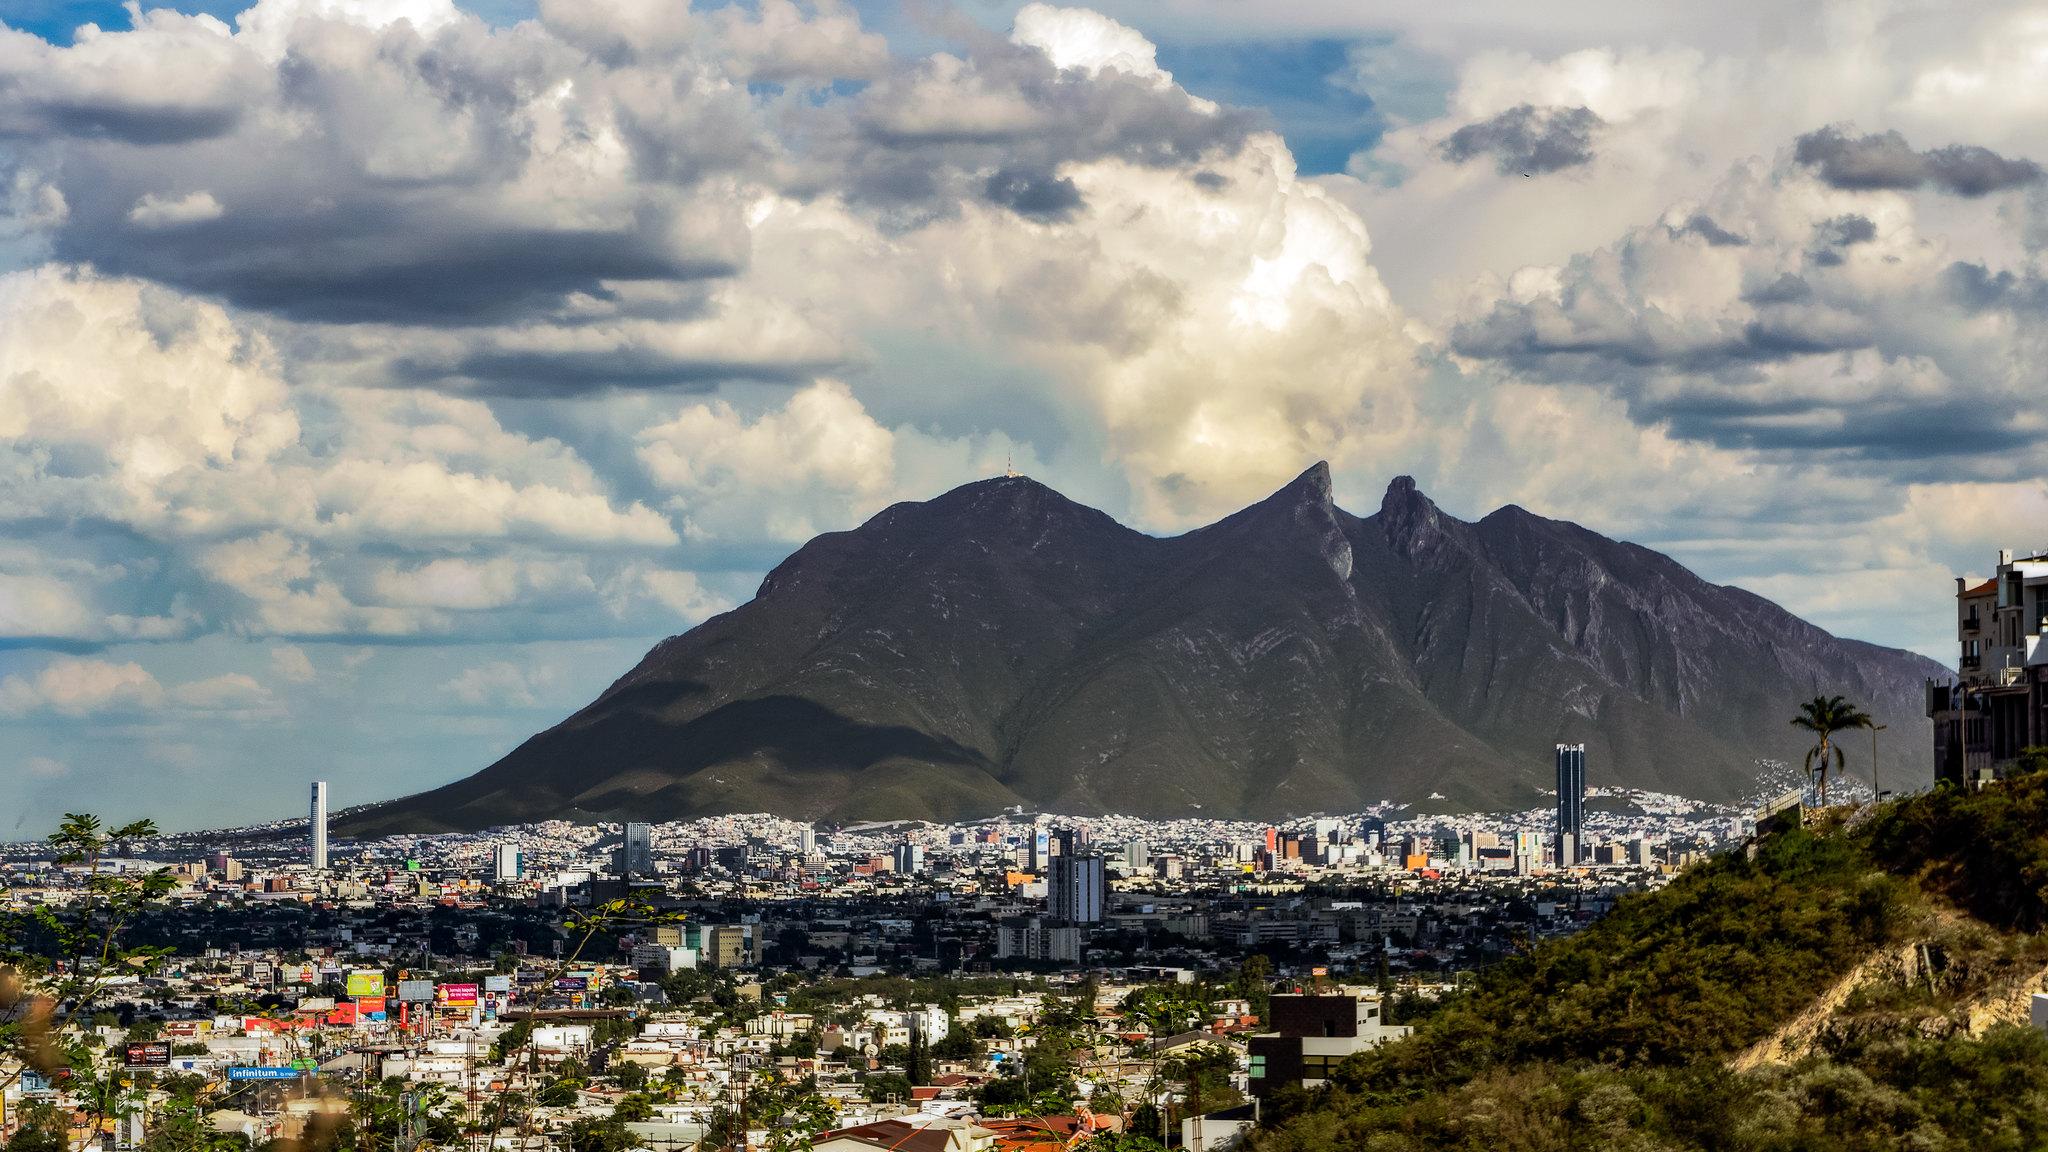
5 0 2046 831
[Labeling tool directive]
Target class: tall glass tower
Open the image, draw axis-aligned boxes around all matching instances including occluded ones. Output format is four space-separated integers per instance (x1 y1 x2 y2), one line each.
1554 744 1585 865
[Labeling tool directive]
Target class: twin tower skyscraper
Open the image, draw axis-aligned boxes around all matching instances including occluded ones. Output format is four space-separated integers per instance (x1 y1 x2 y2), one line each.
1555 743 1586 865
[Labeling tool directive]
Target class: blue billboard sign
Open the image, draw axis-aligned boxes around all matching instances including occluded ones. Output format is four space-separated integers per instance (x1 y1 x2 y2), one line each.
227 1066 306 1081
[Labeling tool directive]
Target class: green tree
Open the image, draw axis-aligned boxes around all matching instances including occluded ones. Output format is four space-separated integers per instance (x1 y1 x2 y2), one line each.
611 1093 656 1123
0 814 174 1094
567 1117 635 1152
1078 1135 1168 1152
1792 694 1873 806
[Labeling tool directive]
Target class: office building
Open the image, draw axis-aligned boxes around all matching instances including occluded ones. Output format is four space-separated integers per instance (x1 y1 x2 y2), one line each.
616 822 653 879
892 842 923 875
1248 992 1412 1098
309 781 328 871
1047 847 1104 924
799 827 818 856
1555 744 1585 865
492 843 522 882
1029 828 1053 872
1930 549 2048 787
995 917 1081 964
1124 840 1149 873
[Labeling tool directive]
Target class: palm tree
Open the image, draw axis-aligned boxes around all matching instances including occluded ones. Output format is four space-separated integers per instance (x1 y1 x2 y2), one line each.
1791 695 1873 806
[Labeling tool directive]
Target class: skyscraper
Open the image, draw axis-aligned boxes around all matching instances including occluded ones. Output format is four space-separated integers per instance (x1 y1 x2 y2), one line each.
618 822 654 878
1555 743 1586 866
1047 849 1104 924
309 781 328 871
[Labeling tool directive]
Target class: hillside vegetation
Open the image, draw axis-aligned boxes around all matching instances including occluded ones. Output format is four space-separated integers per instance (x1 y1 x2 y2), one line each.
1251 774 2048 1152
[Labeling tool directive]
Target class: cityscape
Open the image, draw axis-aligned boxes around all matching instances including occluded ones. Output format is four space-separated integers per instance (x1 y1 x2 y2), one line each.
6 0 2048 1149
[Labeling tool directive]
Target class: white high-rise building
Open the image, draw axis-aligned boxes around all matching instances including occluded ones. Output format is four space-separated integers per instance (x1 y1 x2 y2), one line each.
309 781 328 871
493 843 523 882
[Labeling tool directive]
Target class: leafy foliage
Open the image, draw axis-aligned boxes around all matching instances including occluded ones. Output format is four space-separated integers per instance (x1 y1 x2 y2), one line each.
1865 767 2048 930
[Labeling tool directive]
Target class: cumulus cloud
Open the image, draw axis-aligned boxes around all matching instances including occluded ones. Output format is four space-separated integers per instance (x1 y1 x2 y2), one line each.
442 660 554 707
270 645 317 684
6 0 2048 821
0 658 163 717
126 191 223 228
0 267 685 642
638 380 899 542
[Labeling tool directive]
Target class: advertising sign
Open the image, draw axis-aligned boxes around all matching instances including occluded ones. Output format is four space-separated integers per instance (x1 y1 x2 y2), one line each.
345 970 385 998
355 996 388 1022
482 975 511 993
396 980 435 1003
553 977 588 993
123 1042 171 1067
227 1067 303 1081
297 997 337 1012
438 983 479 1008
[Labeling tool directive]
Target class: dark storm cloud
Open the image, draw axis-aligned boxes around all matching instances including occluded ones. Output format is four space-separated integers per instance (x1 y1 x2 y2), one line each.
1814 214 1876 248
1794 125 2042 196
12 8 1261 340
54 205 745 326
393 343 843 398
984 166 1083 220
1666 212 1748 246
1924 144 2047 197
1439 104 1601 174
1807 213 1876 266
1943 261 2048 313
832 41 1256 215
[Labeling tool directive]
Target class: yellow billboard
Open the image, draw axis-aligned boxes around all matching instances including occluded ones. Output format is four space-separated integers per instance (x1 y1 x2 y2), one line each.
345 970 385 998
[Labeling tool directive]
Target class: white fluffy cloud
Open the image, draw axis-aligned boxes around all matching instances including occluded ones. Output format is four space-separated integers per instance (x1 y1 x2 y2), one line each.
4 0 2048 825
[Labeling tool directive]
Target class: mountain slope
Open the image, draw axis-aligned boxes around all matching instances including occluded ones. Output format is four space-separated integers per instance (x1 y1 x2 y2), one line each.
342 464 1945 833
1248 776 2048 1152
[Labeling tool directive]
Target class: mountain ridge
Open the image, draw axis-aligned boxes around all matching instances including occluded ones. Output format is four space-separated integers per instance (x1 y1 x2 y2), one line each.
341 465 1945 835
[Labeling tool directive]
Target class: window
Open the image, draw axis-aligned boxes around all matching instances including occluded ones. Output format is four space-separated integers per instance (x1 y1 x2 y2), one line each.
1302 1055 1344 1079
1248 1055 1266 1079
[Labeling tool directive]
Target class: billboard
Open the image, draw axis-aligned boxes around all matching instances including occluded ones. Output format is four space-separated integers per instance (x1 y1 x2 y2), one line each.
439 983 479 1008
356 996 388 1022
227 1067 303 1081
345 971 385 998
482 975 511 993
395 980 435 1003
124 1042 171 1067
553 977 588 993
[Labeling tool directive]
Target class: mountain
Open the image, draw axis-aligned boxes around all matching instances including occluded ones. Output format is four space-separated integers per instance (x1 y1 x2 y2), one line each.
341 464 1946 834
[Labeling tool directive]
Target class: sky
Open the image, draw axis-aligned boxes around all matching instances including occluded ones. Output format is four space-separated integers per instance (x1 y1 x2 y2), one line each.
2 0 2045 834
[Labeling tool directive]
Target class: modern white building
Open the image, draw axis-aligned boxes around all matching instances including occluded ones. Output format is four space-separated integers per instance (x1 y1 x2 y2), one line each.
309 781 328 871
492 843 522 882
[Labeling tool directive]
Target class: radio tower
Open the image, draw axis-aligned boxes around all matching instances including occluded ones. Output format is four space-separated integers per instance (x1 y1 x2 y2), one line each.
1005 452 1019 479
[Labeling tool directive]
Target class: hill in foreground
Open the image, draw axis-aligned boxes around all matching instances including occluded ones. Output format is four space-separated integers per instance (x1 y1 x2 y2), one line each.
1249 774 2048 1151
344 464 1945 834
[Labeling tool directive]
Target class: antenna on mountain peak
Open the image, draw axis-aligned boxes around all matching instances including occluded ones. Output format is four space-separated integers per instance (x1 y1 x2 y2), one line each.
1005 452 1019 479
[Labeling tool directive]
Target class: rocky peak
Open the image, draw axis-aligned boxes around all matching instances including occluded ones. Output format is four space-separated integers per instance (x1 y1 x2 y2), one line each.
1379 474 1446 558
